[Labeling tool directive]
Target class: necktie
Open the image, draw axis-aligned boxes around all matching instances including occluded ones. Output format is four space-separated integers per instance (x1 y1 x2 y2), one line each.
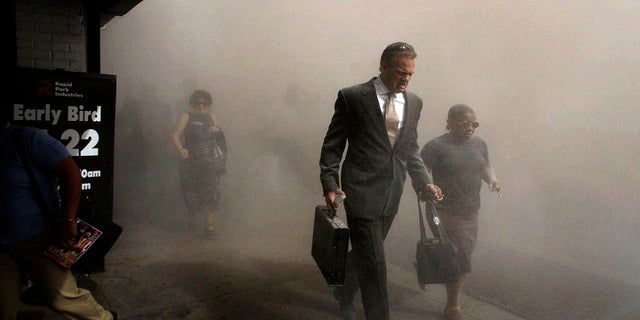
384 92 399 147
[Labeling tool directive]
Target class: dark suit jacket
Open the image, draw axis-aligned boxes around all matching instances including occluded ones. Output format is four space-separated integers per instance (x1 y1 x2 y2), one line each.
320 77 431 218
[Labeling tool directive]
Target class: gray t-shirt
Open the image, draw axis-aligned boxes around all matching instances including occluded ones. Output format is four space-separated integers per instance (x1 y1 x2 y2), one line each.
420 134 489 211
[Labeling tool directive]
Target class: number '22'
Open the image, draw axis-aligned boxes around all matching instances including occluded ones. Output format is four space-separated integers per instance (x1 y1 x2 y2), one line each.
61 128 99 156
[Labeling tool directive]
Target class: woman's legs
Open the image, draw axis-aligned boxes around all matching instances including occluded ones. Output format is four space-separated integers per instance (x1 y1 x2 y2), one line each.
203 174 220 237
440 209 478 320
445 274 466 309
444 274 467 320
204 209 216 235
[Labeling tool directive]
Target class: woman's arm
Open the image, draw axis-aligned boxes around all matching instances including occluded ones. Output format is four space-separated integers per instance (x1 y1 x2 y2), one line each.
482 166 503 198
52 156 82 246
171 113 189 158
210 113 221 131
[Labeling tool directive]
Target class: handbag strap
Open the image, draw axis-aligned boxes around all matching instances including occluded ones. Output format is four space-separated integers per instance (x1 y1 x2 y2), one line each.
417 197 449 241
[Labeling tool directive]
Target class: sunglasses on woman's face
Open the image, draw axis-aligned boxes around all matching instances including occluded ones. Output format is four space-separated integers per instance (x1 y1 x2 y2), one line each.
451 120 479 129
194 100 209 107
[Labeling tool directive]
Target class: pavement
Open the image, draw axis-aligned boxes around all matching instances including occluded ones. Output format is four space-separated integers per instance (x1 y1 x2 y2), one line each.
87 233 524 320
17 198 526 320
16 179 640 320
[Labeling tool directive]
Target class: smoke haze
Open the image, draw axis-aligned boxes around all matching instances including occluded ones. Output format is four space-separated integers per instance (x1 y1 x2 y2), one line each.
99 1 640 317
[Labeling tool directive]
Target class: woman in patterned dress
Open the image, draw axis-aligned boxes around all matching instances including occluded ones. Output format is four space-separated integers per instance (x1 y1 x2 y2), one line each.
171 89 227 237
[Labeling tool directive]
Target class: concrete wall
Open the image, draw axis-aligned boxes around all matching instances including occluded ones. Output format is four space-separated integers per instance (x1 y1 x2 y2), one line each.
15 0 86 72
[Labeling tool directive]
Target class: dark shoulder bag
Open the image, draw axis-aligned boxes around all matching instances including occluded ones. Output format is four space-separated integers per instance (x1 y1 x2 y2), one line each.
415 198 461 285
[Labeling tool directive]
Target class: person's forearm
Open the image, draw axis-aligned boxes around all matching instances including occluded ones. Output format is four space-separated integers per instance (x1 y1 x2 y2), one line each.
54 157 82 220
171 116 188 153
408 149 432 189
171 135 184 152
483 166 498 184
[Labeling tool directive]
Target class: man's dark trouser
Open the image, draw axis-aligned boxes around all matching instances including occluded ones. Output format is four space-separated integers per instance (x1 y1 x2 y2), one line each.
334 214 395 320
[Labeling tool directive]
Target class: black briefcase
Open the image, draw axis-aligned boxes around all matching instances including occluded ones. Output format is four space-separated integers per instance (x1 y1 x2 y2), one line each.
73 220 122 274
73 196 123 274
311 205 349 286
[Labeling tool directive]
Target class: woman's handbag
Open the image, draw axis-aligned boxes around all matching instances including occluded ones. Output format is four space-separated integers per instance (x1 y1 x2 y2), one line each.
194 130 227 174
415 199 461 285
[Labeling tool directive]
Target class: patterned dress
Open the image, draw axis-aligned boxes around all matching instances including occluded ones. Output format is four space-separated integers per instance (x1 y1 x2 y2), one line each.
180 112 226 214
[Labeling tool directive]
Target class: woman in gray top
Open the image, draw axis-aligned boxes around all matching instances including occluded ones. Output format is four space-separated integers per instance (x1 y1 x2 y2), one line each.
420 104 503 320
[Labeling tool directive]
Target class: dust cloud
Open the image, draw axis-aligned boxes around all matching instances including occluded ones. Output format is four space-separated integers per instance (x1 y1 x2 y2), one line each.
100 1 640 317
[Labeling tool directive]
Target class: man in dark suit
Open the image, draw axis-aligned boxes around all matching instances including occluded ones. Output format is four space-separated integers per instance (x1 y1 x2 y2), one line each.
319 42 443 320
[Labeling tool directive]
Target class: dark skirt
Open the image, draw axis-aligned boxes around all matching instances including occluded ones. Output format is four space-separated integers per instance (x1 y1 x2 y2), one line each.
179 158 220 213
430 207 479 274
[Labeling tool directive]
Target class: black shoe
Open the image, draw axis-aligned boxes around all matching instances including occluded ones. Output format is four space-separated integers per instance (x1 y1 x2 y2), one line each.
75 276 98 292
20 285 46 306
339 302 356 320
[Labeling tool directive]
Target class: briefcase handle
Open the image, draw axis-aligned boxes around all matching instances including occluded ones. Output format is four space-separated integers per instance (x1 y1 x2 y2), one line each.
327 194 345 219
417 197 450 241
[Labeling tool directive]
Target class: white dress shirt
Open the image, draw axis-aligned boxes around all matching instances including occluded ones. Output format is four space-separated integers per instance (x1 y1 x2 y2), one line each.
373 77 404 130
